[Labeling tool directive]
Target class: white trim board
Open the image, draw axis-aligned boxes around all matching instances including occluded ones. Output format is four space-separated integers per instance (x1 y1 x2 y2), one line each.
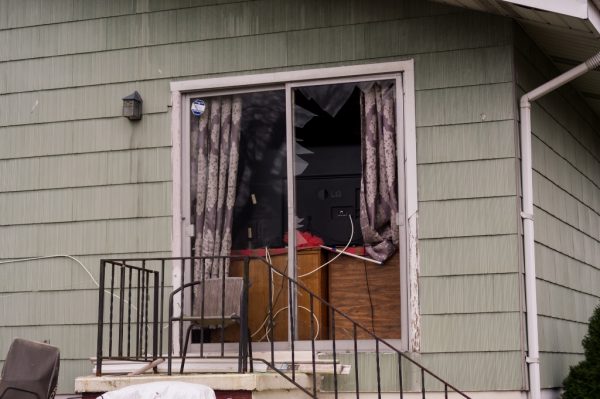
170 61 415 93
170 60 419 352
501 0 588 19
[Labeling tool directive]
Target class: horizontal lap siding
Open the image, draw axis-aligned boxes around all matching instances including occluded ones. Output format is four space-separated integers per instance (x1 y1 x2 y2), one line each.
0 182 172 225
0 113 171 160
0 0 521 392
0 252 172 292
420 235 519 276
0 148 172 192
411 12 522 391
0 217 172 258
322 351 522 392
515 27 600 388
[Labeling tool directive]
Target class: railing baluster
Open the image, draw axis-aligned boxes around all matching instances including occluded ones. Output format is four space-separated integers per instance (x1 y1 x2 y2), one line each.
139 264 146 360
421 368 425 399
96 261 106 376
167 276 174 376
118 264 125 357
375 339 381 399
268 263 274 365
108 263 115 358
289 279 296 382
200 259 206 358
220 268 225 357
309 294 317 398
179 258 185 356
331 307 338 399
354 324 359 399
241 257 250 373
190 257 195 321
144 270 150 361
136 269 141 359
127 267 132 358
445 383 448 399
398 352 403 399
153 270 159 365
190 258 195 357
160 260 165 357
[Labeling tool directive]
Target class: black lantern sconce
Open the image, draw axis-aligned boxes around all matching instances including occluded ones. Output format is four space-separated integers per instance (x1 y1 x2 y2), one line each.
122 91 143 120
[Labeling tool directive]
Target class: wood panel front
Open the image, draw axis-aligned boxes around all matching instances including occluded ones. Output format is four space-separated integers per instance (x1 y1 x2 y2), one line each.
328 252 401 340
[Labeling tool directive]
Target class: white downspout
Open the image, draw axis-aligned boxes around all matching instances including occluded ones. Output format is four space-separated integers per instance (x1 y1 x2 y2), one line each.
520 51 600 399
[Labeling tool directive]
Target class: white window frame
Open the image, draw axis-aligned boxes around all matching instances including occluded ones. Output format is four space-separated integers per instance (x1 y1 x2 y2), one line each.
170 61 420 353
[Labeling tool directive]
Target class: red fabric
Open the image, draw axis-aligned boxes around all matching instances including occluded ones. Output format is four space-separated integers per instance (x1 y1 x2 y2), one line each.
283 231 324 248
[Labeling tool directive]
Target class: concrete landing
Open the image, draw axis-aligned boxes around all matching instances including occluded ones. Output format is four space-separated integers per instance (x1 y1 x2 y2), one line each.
75 372 314 399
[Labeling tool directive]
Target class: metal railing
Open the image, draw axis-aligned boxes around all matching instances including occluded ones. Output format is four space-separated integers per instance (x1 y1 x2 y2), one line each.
96 260 163 375
96 256 471 398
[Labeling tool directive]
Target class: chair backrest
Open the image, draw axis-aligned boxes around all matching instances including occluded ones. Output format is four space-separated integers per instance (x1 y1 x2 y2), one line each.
0 338 60 399
193 277 243 318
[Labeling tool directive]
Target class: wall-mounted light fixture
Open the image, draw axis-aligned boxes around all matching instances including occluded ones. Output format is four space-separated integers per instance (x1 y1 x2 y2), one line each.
122 91 143 120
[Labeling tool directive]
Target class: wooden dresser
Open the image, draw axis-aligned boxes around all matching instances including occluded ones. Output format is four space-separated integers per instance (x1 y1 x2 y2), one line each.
228 248 401 342
230 248 329 342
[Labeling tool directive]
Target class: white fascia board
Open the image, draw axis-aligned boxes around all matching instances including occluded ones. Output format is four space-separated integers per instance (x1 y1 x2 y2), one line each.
501 0 588 18
588 2 600 36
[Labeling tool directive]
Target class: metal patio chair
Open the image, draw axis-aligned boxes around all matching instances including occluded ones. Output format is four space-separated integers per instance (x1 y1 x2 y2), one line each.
0 338 60 399
167 277 251 374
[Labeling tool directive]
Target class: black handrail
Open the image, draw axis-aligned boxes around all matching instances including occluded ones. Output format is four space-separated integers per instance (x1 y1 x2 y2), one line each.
96 256 472 398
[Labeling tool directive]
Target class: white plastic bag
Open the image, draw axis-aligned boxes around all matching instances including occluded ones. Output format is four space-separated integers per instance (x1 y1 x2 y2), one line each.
97 381 216 399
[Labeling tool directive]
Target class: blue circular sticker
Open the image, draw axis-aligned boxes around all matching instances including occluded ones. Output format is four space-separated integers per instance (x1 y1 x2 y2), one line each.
191 99 206 116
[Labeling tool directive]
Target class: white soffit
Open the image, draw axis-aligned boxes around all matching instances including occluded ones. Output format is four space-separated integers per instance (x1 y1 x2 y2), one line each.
433 0 600 118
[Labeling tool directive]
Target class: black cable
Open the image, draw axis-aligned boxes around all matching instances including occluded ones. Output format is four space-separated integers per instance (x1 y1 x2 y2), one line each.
363 260 376 334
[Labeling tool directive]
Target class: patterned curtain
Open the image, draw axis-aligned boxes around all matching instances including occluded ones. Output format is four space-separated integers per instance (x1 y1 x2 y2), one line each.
193 95 242 279
359 82 399 263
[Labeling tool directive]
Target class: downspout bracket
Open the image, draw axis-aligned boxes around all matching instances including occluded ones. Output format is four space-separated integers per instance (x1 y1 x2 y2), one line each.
520 212 534 221
526 357 540 364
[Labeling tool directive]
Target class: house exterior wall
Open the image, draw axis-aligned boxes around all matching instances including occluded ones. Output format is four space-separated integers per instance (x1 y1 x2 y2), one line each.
0 0 524 393
514 26 600 389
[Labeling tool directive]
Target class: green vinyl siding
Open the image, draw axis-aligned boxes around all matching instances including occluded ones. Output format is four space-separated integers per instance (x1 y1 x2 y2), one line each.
0 148 172 192
416 82 514 127
420 274 520 315
536 244 600 297
537 280 600 325
419 197 518 239
0 217 171 258
0 0 525 393
538 316 589 354
421 313 522 353
418 158 517 201
0 114 171 160
417 120 516 164
514 26 600 388
420 235 520 276
0 252 172 292
322 351 523 392
0 182 171 225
